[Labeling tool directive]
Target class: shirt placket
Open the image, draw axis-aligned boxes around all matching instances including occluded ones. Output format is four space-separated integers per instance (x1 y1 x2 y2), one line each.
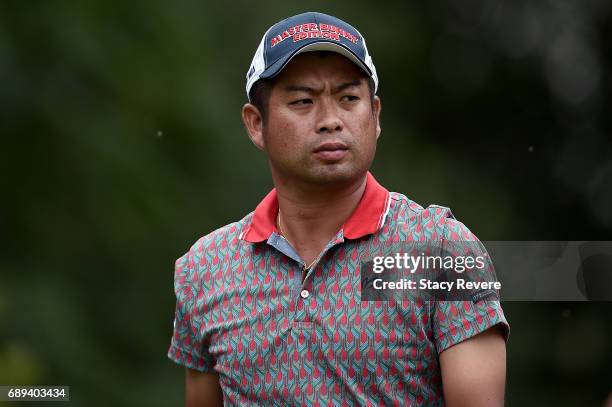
267 230 345 327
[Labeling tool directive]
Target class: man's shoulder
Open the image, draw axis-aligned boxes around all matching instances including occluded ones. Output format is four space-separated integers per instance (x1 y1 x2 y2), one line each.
387 191 476 239
388 191 455 222
173 213 254 295
181 212 254 260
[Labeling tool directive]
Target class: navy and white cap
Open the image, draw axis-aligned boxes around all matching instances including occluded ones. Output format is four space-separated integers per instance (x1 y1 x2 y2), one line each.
246 12 378 100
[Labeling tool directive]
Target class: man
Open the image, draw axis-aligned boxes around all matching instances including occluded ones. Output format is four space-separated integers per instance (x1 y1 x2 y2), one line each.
169 12 509 406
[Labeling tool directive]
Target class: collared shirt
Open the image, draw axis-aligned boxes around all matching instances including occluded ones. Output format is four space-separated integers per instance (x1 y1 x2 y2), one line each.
168 171 510 406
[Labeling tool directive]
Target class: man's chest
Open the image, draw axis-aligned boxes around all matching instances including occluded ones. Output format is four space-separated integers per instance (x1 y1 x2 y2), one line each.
196 254 441 398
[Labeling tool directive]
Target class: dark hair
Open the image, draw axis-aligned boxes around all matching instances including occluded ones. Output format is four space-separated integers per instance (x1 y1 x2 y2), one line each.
248 59 376 124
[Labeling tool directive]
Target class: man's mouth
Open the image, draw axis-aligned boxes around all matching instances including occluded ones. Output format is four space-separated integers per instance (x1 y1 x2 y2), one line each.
313 142 349 161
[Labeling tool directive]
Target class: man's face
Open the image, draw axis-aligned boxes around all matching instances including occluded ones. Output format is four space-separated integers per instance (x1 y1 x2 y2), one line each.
254 52 381 187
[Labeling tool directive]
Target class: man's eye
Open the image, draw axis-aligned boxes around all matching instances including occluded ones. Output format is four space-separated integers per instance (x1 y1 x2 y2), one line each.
342 95 360 102
289 99 313 105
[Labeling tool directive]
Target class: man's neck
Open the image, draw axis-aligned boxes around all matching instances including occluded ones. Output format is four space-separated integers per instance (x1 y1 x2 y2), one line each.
273 173 368 266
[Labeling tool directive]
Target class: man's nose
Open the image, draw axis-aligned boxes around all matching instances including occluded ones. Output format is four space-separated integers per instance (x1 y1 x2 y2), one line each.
316 99 343 134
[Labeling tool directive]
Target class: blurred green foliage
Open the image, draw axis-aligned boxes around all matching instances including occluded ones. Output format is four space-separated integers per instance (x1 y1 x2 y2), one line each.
1 1 611 406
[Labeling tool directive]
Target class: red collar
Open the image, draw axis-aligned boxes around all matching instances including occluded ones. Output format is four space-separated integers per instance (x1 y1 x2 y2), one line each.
239 171 390 242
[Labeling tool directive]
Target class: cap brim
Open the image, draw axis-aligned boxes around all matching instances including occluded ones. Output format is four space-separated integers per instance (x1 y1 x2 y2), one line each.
259 41 372 81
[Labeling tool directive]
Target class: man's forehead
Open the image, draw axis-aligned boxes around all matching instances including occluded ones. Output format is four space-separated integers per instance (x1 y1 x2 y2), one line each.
275 52 366 88
281 79 364 95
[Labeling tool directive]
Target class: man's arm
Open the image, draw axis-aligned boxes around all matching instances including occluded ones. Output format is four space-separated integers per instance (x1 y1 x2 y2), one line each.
185 368 224 407
439 325 507 407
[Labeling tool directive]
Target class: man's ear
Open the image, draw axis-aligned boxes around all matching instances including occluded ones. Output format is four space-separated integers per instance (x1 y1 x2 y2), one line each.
242 103 265 150
373 96 382 139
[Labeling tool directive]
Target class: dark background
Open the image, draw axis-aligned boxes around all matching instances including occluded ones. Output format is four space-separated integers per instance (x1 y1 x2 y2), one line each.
1 1 611 406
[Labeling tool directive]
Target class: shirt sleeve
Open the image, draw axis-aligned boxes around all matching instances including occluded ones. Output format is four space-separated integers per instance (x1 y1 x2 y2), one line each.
167 246 216 372
430 213 510 353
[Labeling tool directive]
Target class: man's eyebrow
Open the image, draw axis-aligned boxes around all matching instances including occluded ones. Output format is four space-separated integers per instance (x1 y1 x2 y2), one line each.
332 80 362 93
283 85 317 93
283 80 363 94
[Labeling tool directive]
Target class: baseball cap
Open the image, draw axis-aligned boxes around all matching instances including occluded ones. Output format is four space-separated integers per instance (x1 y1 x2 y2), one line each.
245 12 378 100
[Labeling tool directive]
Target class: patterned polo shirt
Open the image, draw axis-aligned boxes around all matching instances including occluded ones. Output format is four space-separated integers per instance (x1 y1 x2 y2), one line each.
168 171 510 406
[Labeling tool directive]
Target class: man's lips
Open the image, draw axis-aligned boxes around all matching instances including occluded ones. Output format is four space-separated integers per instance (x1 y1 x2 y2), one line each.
313 142 348 153
313 141 348 161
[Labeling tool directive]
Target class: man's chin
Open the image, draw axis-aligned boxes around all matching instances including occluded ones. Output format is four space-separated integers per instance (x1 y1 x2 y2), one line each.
301 165 366 186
